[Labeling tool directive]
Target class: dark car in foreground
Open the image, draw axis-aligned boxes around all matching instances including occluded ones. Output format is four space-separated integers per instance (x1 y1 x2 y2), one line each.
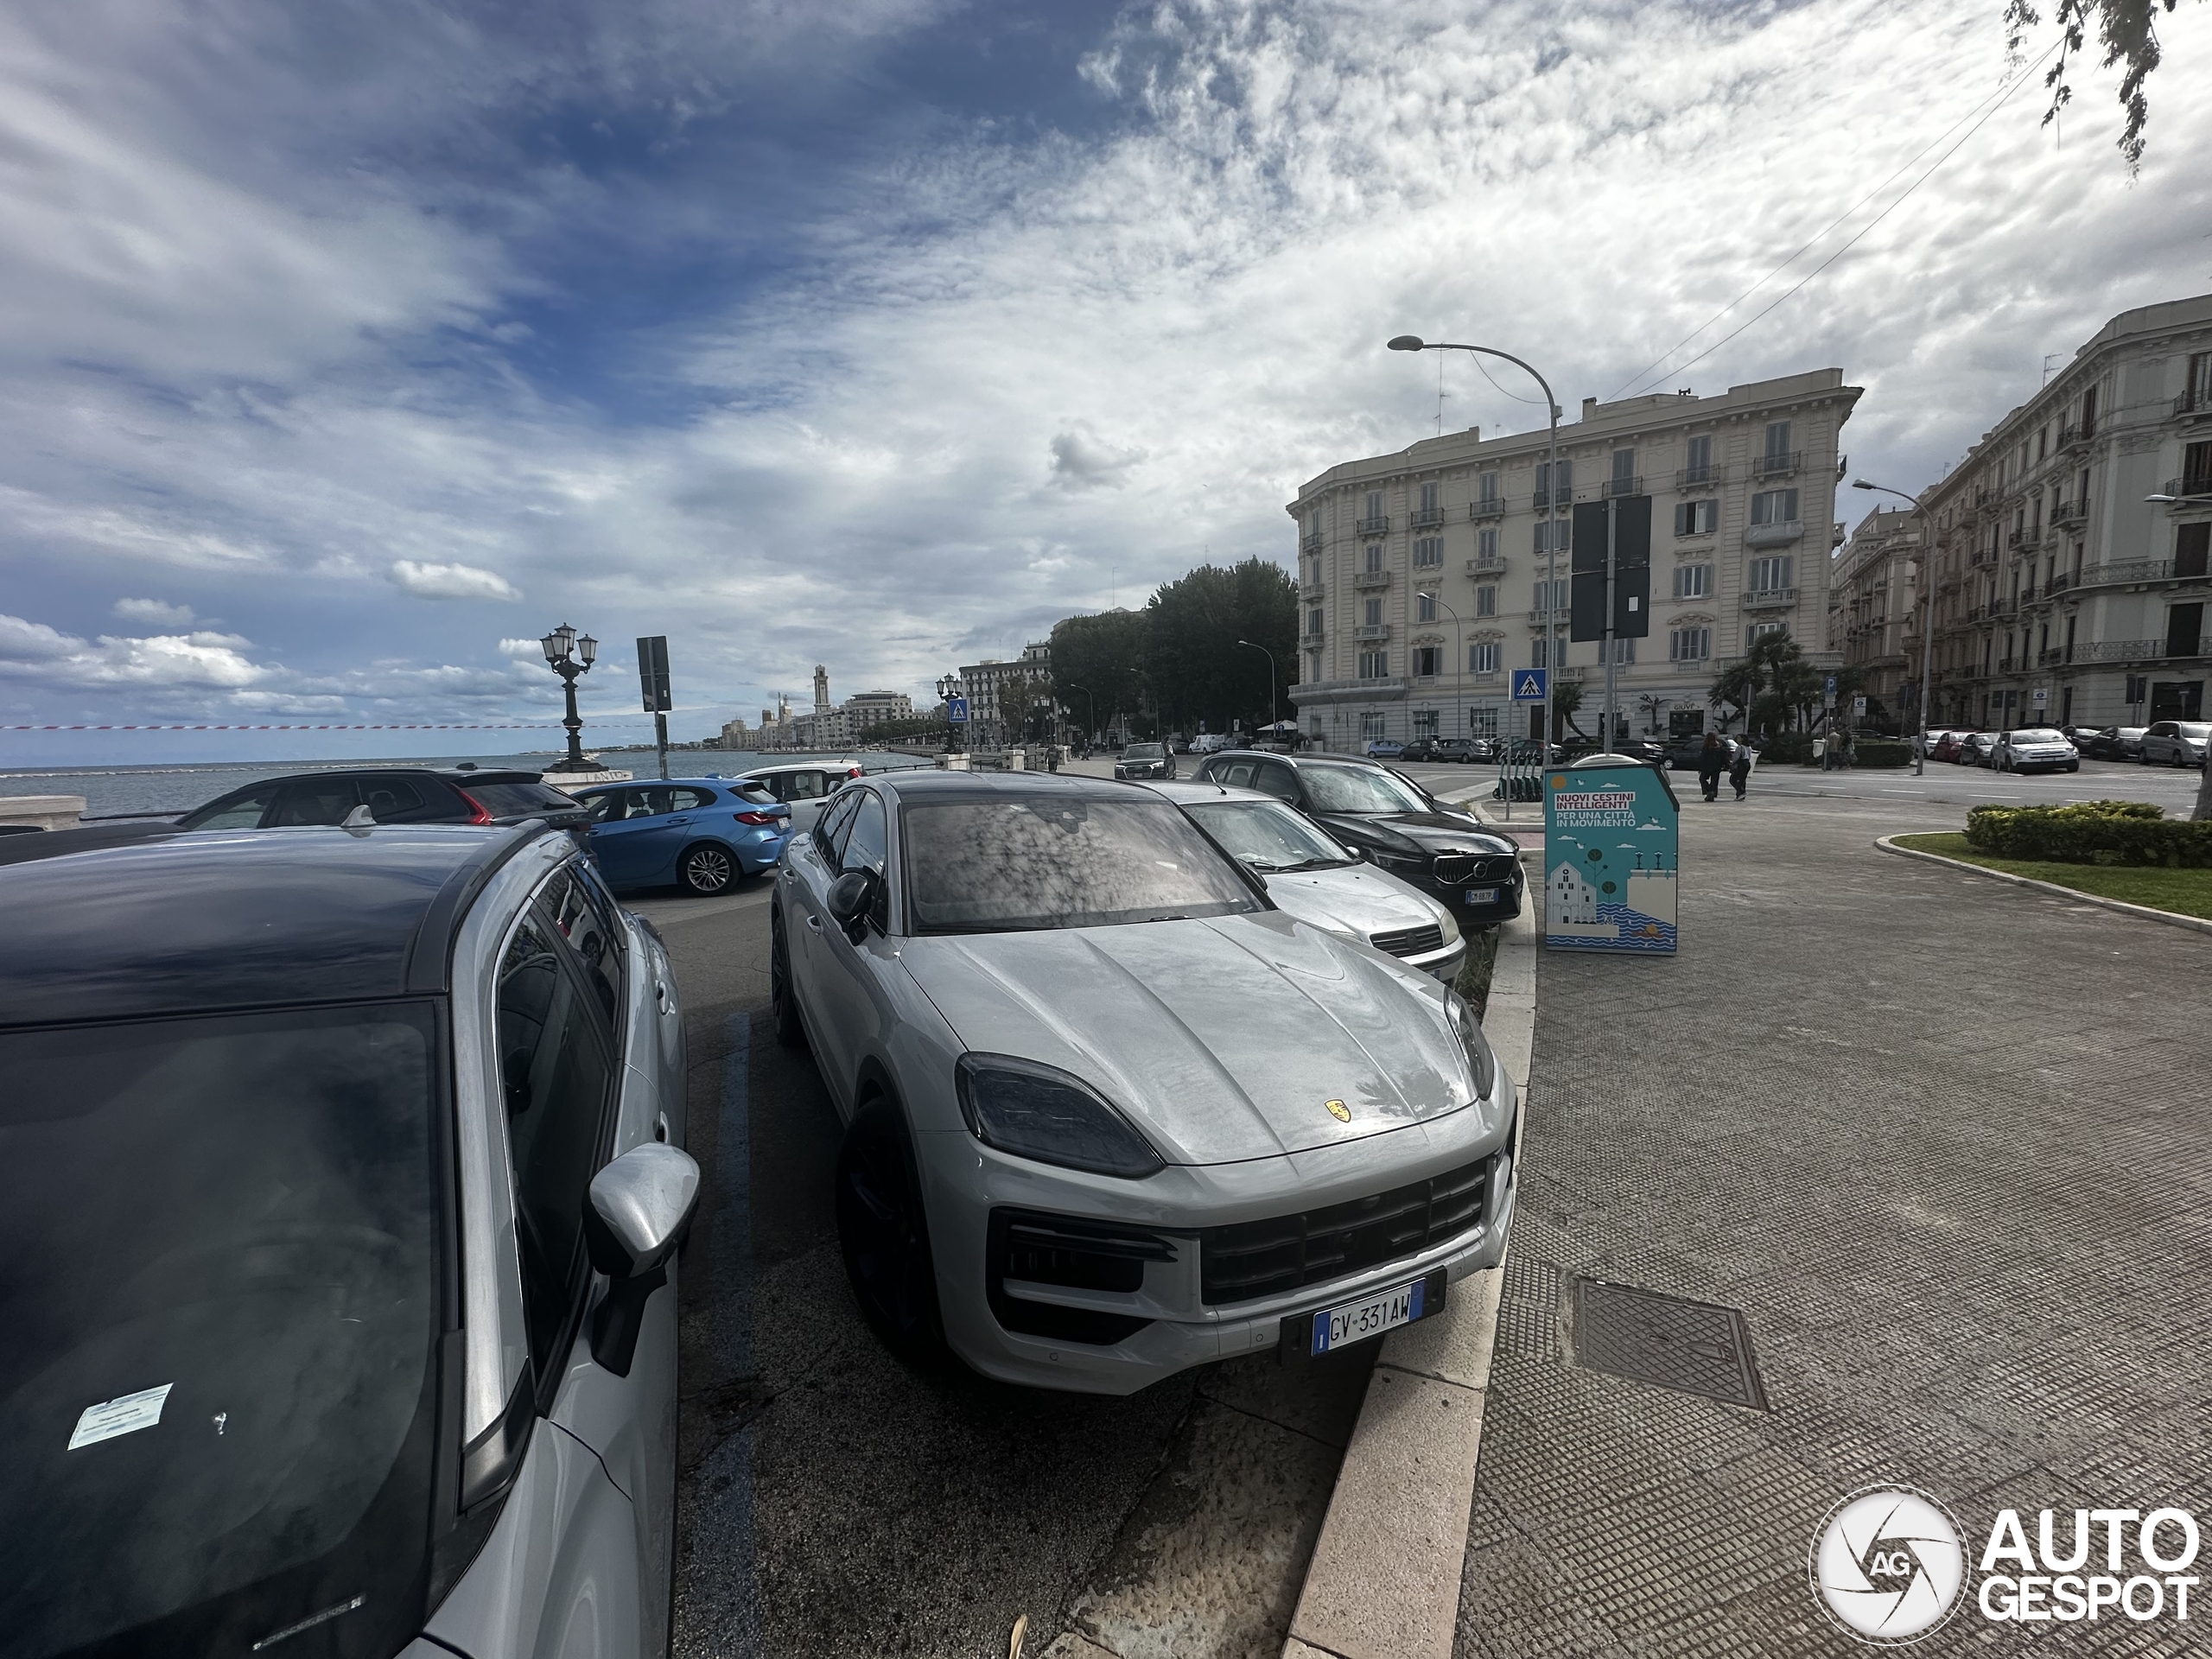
176 766 588 831
572 776 792 893
1192 750 1522 924
1113 741 1178 780
0 821 696 1658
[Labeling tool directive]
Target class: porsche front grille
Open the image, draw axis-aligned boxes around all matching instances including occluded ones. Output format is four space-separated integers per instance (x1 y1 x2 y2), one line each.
1198 1154 1492 1306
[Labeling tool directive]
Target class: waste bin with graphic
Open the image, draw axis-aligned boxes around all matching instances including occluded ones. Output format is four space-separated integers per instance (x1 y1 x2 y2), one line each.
1542 755 1679 953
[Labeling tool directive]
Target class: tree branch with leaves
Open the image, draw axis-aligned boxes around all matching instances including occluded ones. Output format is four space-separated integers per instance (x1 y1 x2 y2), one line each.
2006 0 2193 169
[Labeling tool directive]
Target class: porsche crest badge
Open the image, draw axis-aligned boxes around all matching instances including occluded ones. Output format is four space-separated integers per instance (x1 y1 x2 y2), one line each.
1325 1098 1351 1123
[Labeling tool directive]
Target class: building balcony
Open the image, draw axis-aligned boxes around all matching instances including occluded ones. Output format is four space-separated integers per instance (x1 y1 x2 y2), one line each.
2058 422 2094 451
1300 531 1324 553
1969 547 1998 569
2037 646 2069 667
1530 486 1572 510
2050 496 2088 529
1357 514 1389 536
1602 475 1643 498
2008 526 2044 550
1351 569 1392 590
1352 623 1391 641
1675 463 1722 489
1410 507 1446 530
1465 555 1508 577
1468 496 1507 521
2177 387 2212 423
2070 638 2187 663
2158 475 2212 505
1300 580 1325 600
1743 588 1798 609
1748 450 1802 480
1996 658 2017 674
1745 520 1803 548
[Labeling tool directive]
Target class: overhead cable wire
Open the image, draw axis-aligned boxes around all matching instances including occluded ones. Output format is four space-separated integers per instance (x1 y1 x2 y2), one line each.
1610 41 2062 402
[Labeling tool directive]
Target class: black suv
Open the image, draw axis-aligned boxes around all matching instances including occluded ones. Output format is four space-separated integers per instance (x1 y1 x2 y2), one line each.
1191 750 1522 923
176 766 589 831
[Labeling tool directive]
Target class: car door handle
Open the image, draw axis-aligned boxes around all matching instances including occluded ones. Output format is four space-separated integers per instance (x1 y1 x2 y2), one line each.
664 816 690 825
804 913 822 931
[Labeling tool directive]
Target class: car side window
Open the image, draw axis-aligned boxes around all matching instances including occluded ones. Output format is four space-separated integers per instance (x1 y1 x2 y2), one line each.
359 778 434 822
270 779 360 826
1253 762 1300 803
814 788 861 859
539 861 625 1021
582 791 624 823
842 791 890 930
785 771 830 802
669 786 714 812
183 782 282 830
497 904 618 1385
631 786 677 818
1221 760 1256 787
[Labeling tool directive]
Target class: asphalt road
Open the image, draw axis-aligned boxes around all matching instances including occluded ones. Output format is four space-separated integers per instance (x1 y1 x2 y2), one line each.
631 869 1375 1659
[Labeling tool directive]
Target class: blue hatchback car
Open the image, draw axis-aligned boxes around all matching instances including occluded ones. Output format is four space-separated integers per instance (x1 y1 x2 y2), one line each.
574 778 791 893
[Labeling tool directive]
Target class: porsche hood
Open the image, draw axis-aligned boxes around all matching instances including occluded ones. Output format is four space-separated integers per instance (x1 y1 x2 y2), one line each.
898 912 1479 1165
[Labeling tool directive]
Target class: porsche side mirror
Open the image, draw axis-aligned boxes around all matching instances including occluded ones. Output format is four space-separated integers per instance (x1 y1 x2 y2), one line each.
582 1143 702 1376
826 868 876 928
1345 844 1368 862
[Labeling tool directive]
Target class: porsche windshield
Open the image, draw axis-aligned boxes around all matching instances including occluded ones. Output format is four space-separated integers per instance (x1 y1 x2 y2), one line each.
0 1003 442 1659
903 796 1262 932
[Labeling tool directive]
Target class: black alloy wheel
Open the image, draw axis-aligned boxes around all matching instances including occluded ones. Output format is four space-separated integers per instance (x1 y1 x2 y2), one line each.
769 908 805 1049
835 1097 946 1363
680 843 735 895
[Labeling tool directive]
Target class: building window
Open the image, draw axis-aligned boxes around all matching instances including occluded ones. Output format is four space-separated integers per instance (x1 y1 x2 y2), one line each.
1532 577 1567 613
1364 543 1383 574
1468 706 1500 735
1419 481 1440 514
1675 499 1718 536
1478 470 1499 505
1363 489 1383 521
1749 556 1794 592
1750 488 1800 525
1416 591 1438 622
1673 563 1711 599
1412 709 1440 737
1476 584 1497 618
1611 448 1637 488
1413 536 1443 567
2184 439 2212 494
1360 712 1386 740
1534 518 1572 556
1363 597 1383 626
1471 641 1501 674
1609 638 1636 664
1358 650 1389 679
1536 458 1573 501
1306 606 1324 637
1477 527 1499 561
1530 637 1551 669
1763 420 1792 462
1414 645 1440 677
1669 627 1711 663
1684 435 1713 484
1746 620 1788 649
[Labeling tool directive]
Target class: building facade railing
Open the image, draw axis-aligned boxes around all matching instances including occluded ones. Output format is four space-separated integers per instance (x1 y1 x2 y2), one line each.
1675 463 1722 489
1469 496 1506 520
1357 514 1389 535
1743 588 1798 609
1410 507 1446 530
1749 450 1802 480
1352 569 1392 589
1602 475 1643 498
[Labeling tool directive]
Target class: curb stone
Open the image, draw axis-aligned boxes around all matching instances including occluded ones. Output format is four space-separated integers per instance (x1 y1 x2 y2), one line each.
1873 834 2212 937
1280 868 1534 1659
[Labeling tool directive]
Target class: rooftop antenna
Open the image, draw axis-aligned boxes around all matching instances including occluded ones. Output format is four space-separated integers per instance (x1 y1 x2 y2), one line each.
2042 353 2063 386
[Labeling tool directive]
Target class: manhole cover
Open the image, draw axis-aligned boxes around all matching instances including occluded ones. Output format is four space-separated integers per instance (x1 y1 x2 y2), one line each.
1572 1278 1768 1409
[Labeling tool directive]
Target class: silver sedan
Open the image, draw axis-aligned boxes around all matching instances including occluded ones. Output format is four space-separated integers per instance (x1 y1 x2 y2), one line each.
771 771 1518 1395
1147 779 1466 980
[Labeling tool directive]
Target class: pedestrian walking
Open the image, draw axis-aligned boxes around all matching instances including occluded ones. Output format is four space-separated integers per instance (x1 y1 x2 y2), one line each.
1730 741 1753 801
1695 733 1726 802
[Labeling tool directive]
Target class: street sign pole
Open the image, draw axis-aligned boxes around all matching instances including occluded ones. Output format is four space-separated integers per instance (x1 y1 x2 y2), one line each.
636 636 673 780
1602 499 1618 754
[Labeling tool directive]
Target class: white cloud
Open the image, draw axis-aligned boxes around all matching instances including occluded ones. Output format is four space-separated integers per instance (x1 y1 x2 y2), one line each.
112 596 194 626
1049 427 1146 491
390 560 521 601
0 612 266 687
499 636 547 658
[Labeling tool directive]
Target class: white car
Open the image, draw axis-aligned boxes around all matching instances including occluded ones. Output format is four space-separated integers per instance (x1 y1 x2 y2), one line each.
1992 727 2079 773
770 771 1518 1395
1149 780 1466 981
2139 720 2210 767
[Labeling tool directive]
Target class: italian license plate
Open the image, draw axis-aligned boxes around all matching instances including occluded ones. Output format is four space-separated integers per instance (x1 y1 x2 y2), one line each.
1310 1275 1429 1354
1465 887 1498 905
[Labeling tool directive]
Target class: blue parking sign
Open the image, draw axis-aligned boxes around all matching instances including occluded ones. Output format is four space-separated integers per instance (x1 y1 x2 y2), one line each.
1511 669 1548 702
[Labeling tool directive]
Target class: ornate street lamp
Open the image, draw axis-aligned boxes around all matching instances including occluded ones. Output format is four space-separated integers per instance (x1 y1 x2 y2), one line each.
540 623 604 772
937 672 966 753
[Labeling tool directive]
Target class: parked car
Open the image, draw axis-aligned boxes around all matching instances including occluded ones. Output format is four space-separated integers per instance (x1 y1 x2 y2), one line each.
1663 734 1738 770
1929 729 1979 763
0 819 695 1656
2073 726 2145 760
175 765 589 831
1992 728 2080 773
1152 780 1465 979
1364 738 1405 759
768 770 1516 1393
729 759 867 832
2139 720 2210 766
1958 733 2003 767
1191 733 1234 755
572 777 792 893
1192 750 1523 925
1431 737 1482 763
1113 741 1178 780
1398 738 1440 761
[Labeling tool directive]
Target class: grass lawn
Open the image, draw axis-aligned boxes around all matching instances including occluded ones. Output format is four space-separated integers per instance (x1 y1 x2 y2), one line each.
1891 833 2212 921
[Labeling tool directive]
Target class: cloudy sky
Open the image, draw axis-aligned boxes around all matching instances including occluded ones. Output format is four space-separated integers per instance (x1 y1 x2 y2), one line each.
3 0 2209 762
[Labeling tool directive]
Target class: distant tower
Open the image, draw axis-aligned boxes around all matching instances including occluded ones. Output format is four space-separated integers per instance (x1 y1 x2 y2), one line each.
813 664 830 714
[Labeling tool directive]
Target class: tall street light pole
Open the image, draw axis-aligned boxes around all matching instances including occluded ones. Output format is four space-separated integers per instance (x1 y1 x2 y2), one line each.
1391 335 1562 755
1236 639 1278 734
1063 683 1096 750
1852 480 1930 774
1431 594 1467 749
539 622 603 772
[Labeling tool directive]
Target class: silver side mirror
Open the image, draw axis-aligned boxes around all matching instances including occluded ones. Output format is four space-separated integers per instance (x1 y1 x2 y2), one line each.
582 1142 701 1378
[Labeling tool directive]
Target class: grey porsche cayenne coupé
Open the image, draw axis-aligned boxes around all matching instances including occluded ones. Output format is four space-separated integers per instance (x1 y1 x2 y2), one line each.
772 771 1519 1395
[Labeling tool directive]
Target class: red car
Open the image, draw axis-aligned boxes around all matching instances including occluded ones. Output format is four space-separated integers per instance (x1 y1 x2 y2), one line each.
1929 729 1978 763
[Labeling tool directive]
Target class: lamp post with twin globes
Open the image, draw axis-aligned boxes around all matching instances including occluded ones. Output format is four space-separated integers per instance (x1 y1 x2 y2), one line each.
538 623 604 773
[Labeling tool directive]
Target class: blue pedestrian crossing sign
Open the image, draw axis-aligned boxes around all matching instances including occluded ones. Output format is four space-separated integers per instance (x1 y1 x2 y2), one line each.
1511 669 1548 702
947 696 969 723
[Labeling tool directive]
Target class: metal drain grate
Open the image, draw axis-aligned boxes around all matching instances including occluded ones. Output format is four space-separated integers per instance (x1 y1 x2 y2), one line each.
1497 1256 1561 1357
1571 1278 1768 1409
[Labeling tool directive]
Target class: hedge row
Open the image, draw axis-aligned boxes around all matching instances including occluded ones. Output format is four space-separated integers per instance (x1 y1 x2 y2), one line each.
1964 800 2212 867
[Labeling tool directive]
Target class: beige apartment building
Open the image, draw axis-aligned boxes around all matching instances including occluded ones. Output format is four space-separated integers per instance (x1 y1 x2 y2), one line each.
956 641 1052 748
1917 293 2212 733
1827 506 1924 721
1287 370 1859 748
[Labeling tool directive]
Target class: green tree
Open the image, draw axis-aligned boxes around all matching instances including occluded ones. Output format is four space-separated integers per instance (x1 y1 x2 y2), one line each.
1048 608 1151 739
1552 680 1587 741
2005 0 2196 170
1142 557 1296 736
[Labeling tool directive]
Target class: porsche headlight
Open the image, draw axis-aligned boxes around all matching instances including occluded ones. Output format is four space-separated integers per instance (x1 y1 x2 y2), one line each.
955 1053 1166 1179
1444 989 1497 1102
1437 908 1461 945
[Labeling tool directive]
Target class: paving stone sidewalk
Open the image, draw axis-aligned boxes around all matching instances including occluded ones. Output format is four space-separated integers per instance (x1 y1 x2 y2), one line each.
1456 794 2212 1658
